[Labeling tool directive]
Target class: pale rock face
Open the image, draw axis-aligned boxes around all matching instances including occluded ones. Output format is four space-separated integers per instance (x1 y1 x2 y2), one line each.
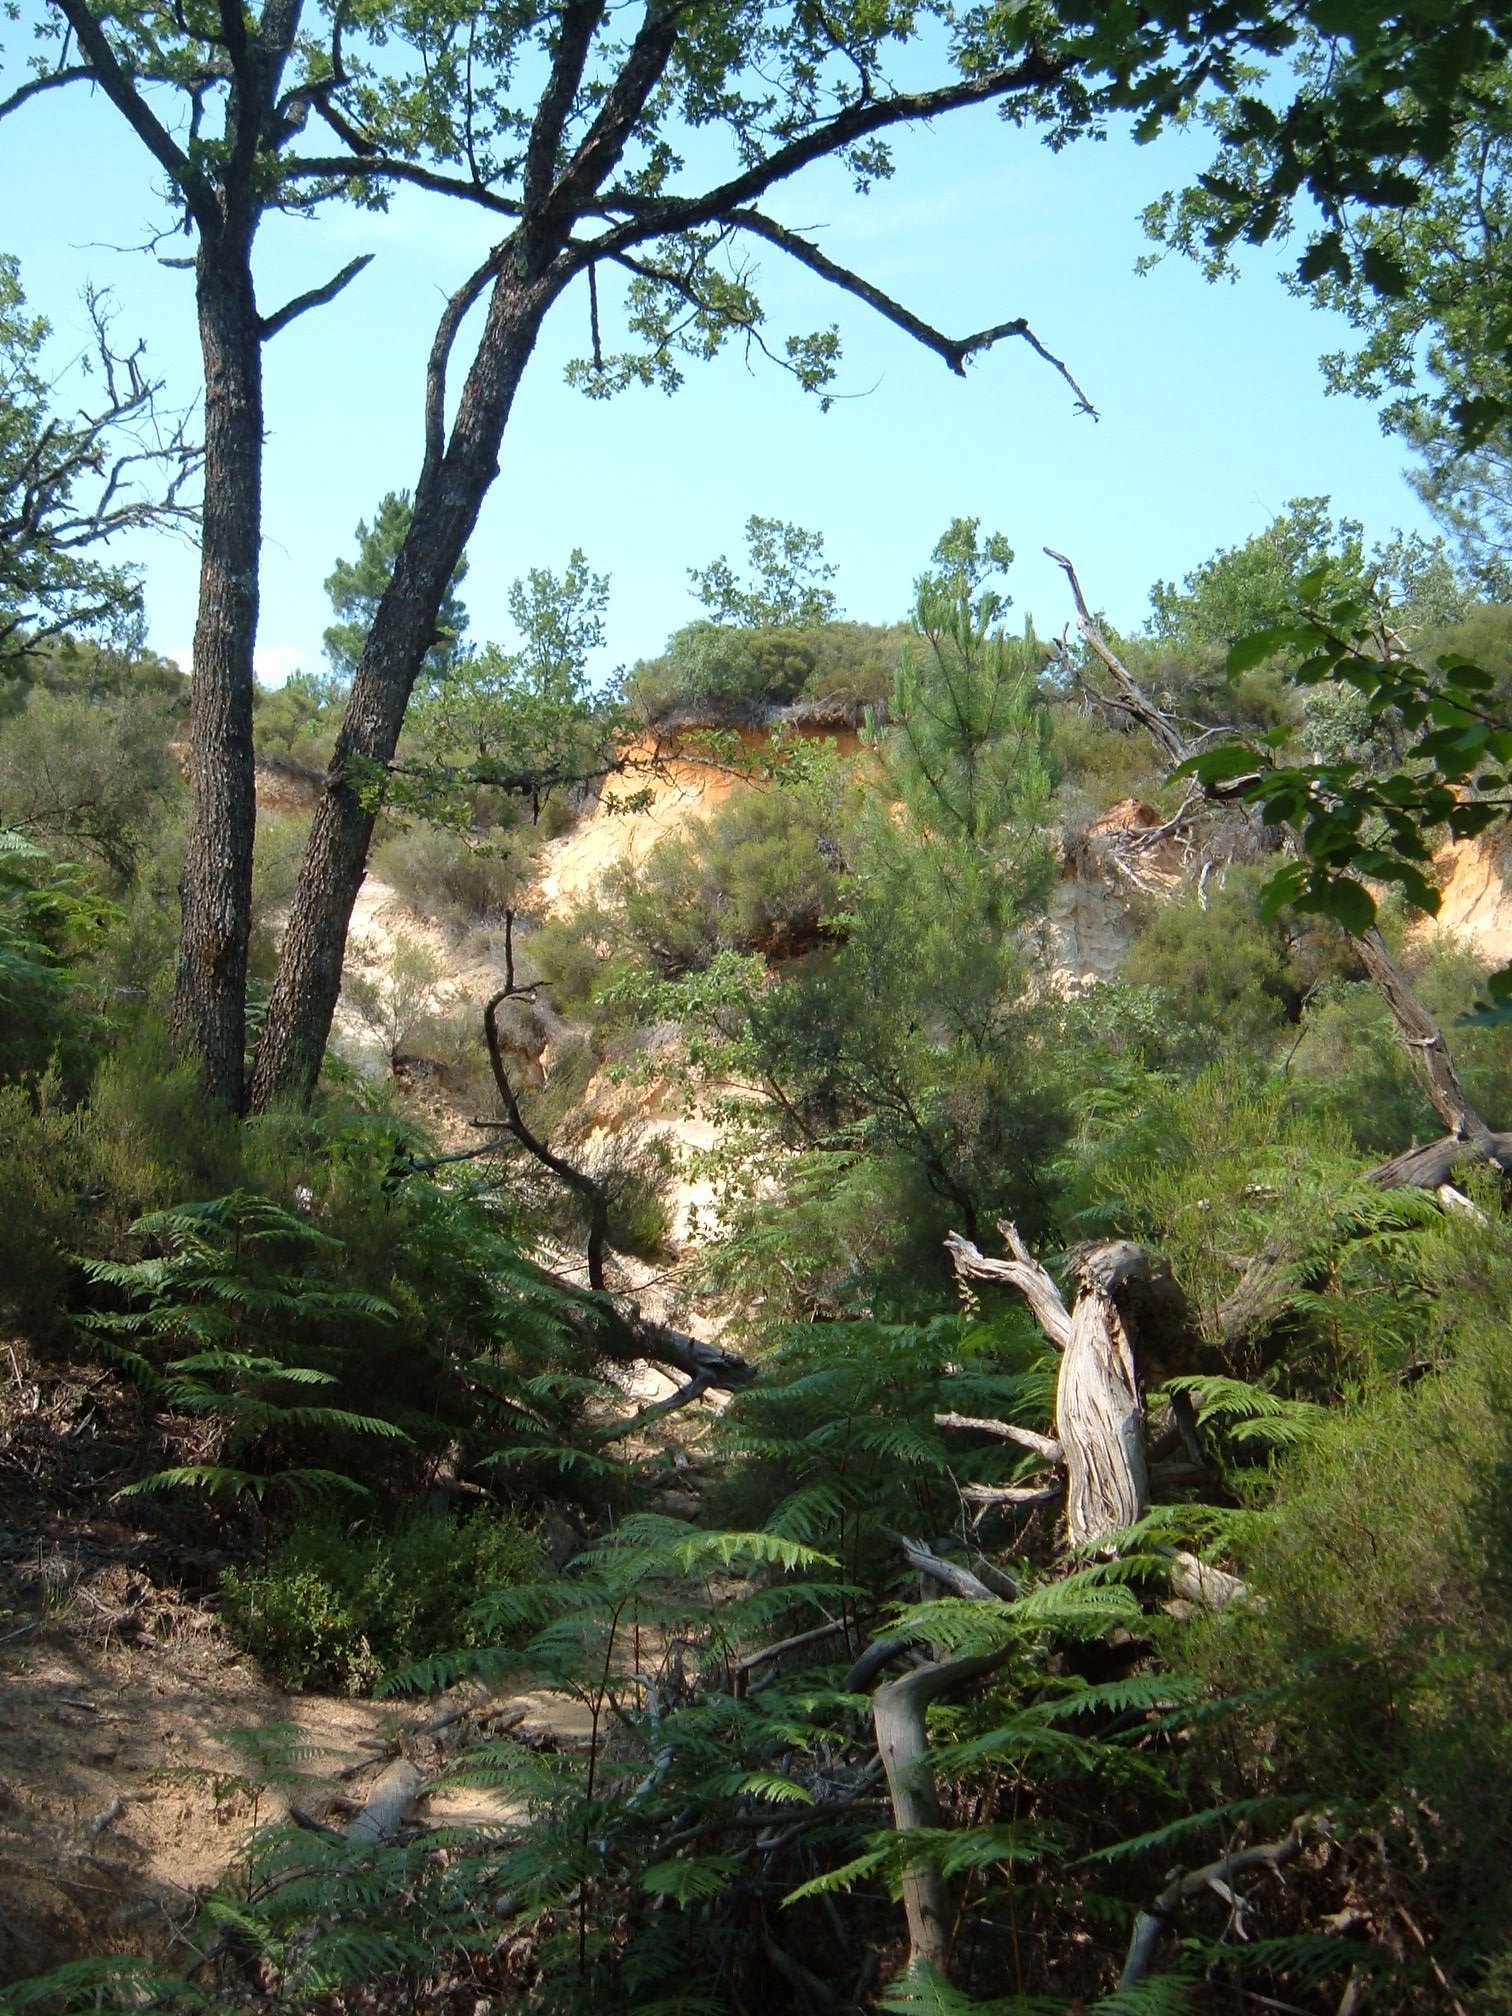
1046 873 1141 992
1425 828 1512 967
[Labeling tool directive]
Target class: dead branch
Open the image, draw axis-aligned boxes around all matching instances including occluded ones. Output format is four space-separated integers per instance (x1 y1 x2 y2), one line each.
958 1481 1063 1508
1167 1550 1252 1611
485 980 612 1292
945 1226 1153 1546
1368 1130 1512 1190
1120 1812 1325 1988
873 1648 1015 1978
944 1226 1073 1349
346 1758 424 1845
1044 549 1189 764
1059 1284 1148 1546
935 1412 1063 1463
843 1637 913 1694
1353 928 1502 1154
886 1531 1006 1603
732 1618 849 1694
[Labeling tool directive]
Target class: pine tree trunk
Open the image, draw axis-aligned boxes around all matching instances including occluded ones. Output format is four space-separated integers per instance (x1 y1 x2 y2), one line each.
249 267 558 1112
170 242 262 1111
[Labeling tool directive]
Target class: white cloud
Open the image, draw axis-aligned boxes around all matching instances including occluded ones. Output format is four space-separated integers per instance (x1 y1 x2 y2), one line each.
253 643 305 686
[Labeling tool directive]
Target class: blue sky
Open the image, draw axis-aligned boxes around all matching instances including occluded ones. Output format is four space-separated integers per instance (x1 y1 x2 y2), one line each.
0 67 1438 687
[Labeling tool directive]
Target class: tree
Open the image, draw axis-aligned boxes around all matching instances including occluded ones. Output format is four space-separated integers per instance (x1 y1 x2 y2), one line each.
1142 25 1512 588
689 515 839 629
323 490 469 687
0 255 194 670
243 1 1130 1110
15 1 1492 1113
0 0 432 1106
707 522 1063 1302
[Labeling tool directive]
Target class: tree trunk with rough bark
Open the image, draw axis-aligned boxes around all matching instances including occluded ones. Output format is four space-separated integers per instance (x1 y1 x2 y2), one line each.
1058 1279 1148 1548
249 267 559 1112
170 242 263 1111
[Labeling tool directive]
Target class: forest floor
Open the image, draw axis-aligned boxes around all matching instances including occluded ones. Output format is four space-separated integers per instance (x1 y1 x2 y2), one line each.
0 1341 600 1989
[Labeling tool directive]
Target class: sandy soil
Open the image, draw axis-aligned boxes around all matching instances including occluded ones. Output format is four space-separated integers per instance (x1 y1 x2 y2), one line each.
0 1344 601 1989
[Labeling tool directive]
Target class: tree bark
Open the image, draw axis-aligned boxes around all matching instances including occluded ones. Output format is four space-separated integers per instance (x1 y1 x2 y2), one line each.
249 266 560 1111
946 1228 1170 1548
169 241 264 1110
1058 1281 1148 1548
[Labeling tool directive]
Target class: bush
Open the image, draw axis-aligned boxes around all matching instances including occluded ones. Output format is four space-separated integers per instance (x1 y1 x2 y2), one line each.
0 682 182 884
0 1068 87 1334
1121 865 1354 1063
629 620 906 721
1192 1212 1512 1991
249 812 312 979
371 820 525 927
221 1505 541 1692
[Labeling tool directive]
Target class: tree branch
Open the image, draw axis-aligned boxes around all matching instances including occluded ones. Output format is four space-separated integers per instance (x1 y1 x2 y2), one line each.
1120 1813 1324 1988
485 982 611 1292
0 64 95 120
541 1 686 243
944 1224 1074 1350
283 150 523 210
1044 547 1189 763
422 247 506 485
1353 926 1500 1151
523 0 607 217
258 252 373 340
935 1412 1063 1463
730 208 1096 409
52 0 218 229
584 45 1068 263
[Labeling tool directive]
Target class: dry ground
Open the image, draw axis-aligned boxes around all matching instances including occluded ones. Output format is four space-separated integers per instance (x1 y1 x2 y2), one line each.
0 1343 592 1990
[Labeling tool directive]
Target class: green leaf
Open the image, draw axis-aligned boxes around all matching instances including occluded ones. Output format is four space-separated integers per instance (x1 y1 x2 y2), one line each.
1225 626 1304 676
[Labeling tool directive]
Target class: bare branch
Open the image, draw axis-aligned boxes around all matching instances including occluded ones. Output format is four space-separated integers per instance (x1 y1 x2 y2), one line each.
1353 926 1501 1152
730 209 1096 410
423 248 506 483
284 151 523 210
1044 547 1188 763
0 64 96 120
1121 1813 1325 1989
935 1412 1063 1463
258 252 373 340
592 1369 713 1445
945 1226 1073 1351
886 1531 1011 1602
731 1618 849 1692
485 981 611 1291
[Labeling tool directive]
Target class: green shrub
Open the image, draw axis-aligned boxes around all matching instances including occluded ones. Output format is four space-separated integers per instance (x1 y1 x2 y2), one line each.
1190 1213 1512 1992
0 1068 87 1334
371 820 525 926
0 683 182 884
629 619 905 721
249 812 313 979
222 1505 541 1692
1121 865 1353 1063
